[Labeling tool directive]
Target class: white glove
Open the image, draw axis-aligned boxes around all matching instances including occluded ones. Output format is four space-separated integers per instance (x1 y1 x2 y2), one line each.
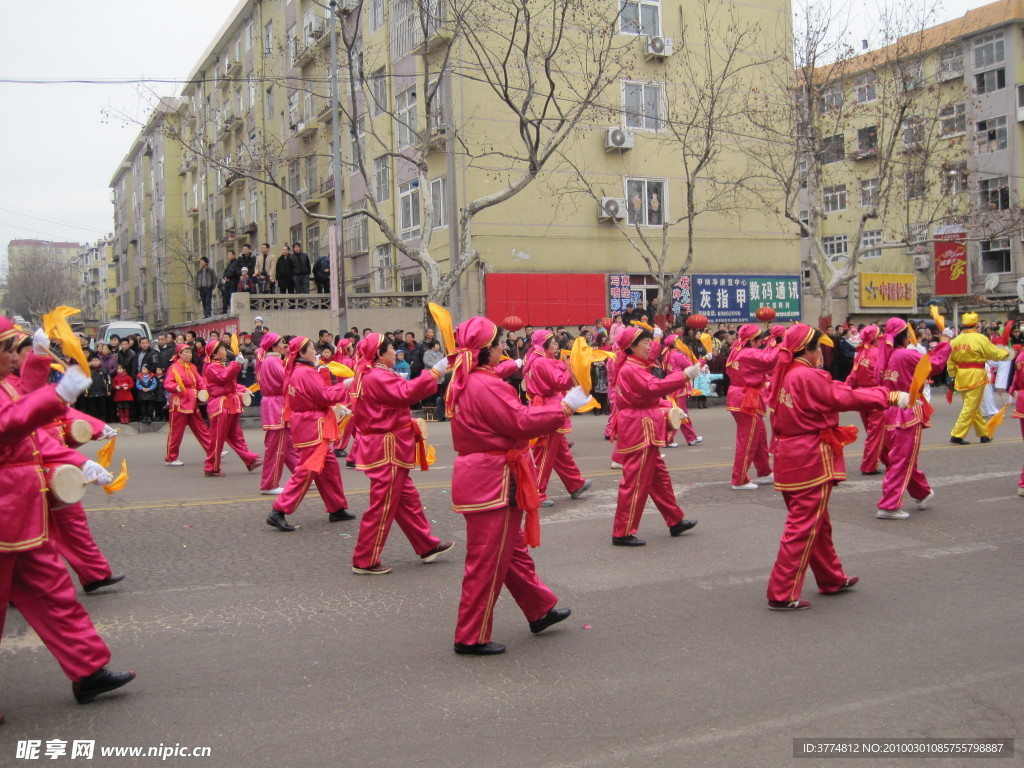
896 391 910 409
100 425 118 440
55 367 91 402
515 358 524 369
942 327 954 339
337 405 352 419
343 376 355 387
683 364 701 380
432 356 448 374
81 460 114 485
562 385 590 412
235 355 245 365
33 328 51 355
652 327 664 339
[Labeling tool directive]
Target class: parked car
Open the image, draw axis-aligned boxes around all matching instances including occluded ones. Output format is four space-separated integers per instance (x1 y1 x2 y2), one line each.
98 321 152 342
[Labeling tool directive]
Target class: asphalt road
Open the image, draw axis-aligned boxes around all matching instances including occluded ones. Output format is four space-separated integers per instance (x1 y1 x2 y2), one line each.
2 397 1021 767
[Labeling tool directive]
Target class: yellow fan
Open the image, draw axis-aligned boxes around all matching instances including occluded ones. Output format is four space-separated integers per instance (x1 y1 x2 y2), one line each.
247 382 261 393
674 338 699 364
230 333 240 356
428 302 455 353
930 305 945 333
97 437 116 469
326 361 355 378
103 459 129 494
630 319 655 332
985 405 1007 438
699 332 713 354
569 336 594 392
42 306 88 371
908 353 932 405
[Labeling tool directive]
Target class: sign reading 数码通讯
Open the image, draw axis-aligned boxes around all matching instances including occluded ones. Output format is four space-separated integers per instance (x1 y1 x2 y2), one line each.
691 275 801 323
859 272 917 309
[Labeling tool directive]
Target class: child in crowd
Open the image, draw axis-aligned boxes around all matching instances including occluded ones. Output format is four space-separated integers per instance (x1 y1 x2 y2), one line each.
154 366 168 421
394 349 411 379
112 364 135 424
135 364 159 423
85 353 113 422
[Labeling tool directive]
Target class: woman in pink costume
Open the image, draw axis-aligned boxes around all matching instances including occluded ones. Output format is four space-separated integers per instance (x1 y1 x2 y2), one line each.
255 333 298 495
163 344 214 471
845 325 887 474
726 324 778 490
202 339 261 477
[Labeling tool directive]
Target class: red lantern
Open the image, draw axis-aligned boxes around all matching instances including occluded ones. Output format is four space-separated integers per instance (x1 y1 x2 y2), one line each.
503 314 524 332
686 314 708 331
600 317 613 331
755 306 776 324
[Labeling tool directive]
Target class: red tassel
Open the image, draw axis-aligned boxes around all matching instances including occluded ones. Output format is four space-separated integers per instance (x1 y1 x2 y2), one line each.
299 440 329 473
945 387 954 405
524 508 541 548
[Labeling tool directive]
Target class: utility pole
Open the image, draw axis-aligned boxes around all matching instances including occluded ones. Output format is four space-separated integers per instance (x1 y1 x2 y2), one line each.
329 1 348 334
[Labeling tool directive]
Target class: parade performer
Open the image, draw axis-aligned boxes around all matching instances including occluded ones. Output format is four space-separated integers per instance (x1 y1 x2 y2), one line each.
163 344 214 469
726 324 778 490
766 324 903 610
265 337 352 532
845 325 887 474
980 332 1014 419
447 317 585 655
255 333 297 495
875 318 938 520
348 333 453 574
660 334 702 447
0 318 134 709
948 312 1008 444
1010 347 1024 496
523 330 591 506
609 327 699 546
203 339 261 477
14 329 123 592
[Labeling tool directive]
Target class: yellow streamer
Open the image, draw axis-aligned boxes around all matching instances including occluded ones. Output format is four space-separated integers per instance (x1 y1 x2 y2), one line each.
97 437 116 469
42 306 88 371
103 459 129 494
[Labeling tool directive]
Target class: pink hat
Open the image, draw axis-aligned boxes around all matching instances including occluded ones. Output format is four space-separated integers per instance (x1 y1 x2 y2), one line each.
768 324 819 408
0 316 17 346
258 332 281 352
444 317 499 417
351 333 386 400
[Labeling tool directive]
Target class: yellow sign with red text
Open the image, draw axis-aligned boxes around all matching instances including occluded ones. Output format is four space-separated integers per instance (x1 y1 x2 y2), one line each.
859 273 917 309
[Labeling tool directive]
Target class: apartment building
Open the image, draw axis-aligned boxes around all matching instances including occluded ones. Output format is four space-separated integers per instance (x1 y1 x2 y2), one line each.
76 237 117 330
803 0 1024 322
116 0 798 329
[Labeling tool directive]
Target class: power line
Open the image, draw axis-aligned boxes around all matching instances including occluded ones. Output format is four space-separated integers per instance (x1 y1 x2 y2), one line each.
0 204 107 234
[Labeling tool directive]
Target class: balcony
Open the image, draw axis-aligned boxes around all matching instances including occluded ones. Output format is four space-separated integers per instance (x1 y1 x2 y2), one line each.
292 120 318 139
318 176 336 198
295 39 319 68
187 207 200 218
849 147 877 161
316 100 335 123
226 56 242 78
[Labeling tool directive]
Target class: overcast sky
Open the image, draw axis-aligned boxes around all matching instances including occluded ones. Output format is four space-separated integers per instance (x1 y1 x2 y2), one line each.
0 0 995 268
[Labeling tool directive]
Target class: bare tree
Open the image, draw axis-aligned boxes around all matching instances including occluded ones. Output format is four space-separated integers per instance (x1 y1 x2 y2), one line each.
5 254 80 325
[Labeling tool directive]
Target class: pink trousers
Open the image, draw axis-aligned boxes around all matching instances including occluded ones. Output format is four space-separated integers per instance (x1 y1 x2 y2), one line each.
352 464 438 569
260 428 297 490
454 507 557 646
208 412 258 473
859 409 888 473
0 540 111 681
52 502 112 586
613 445 684 538
877 426 931 511
165 410 213 470
532 432 585 500
730 410 771 486
275 443 348 516
767 483 849 603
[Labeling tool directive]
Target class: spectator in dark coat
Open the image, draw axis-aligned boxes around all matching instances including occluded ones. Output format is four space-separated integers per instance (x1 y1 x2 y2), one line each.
275 246 294 294
290 243 312 293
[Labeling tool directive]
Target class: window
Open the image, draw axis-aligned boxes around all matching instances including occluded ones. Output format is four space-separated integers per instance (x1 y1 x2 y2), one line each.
861 230 882 259
857 125 877 152
859 177 879 207
286 24 296 66
238 199 246 227
943 162 968 196
623 81 662 130
427 77 448 134
939 103 966 137
290 224 302 248
370 68 387 117
906 223 928 253
401 272 423 292
974 31 1004 69
822 184 847 212
975 116 1007 153
620 0 659 36
975 68 1005 94
374 245 393 291
823 235 848 261
902 116 924 146
625 178 665 226
287 91 300 127
818 84 843 111
395 87 417 147
344 213 369 254
979 175 1010 210
855 73 876 103
245 18 255 51
820 134 844 164
350 116 365 170
898 58 924 91
236 88 244 117
430 176 447 229
939 45 962 78
248 75 256 109
306 224 320 261
980 238 1011 273
265 85 274 121
373 156 390 202
304 155 318 195
905 168 926 200
268 212 277 245
798 210 809 238
264 21 274 55
287 160 300 196
370 0 384 31
399 180 421 240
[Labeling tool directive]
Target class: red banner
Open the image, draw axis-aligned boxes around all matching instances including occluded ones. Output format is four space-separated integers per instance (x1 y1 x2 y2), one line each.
934 233 967 296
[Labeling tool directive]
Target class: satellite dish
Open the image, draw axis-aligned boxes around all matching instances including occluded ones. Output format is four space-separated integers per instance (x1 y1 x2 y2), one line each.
984 273 1000 292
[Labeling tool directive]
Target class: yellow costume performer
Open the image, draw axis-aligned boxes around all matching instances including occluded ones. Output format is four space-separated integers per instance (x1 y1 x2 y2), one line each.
947 312 1008 443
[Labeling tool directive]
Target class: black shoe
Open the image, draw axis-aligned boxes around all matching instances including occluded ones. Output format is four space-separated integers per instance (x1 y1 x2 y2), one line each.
83 573 125 594
72 668 136 704
337 448 348 457
612 535 646 546
345 459 356 468
669 519 698 537
266 509 296 531
453 641 506 655
950 437 970 445
529 607 571 634
980 436 992 443
328 508 355 522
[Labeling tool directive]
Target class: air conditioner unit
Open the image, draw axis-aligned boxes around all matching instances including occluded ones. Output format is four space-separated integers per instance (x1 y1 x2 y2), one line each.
645 35 674 59
912 254 930 270
224 216 236 231
604 127 634 151
598 197 627 221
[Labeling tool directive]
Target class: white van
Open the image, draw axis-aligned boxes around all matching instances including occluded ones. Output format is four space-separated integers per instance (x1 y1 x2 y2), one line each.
98 321 152 343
